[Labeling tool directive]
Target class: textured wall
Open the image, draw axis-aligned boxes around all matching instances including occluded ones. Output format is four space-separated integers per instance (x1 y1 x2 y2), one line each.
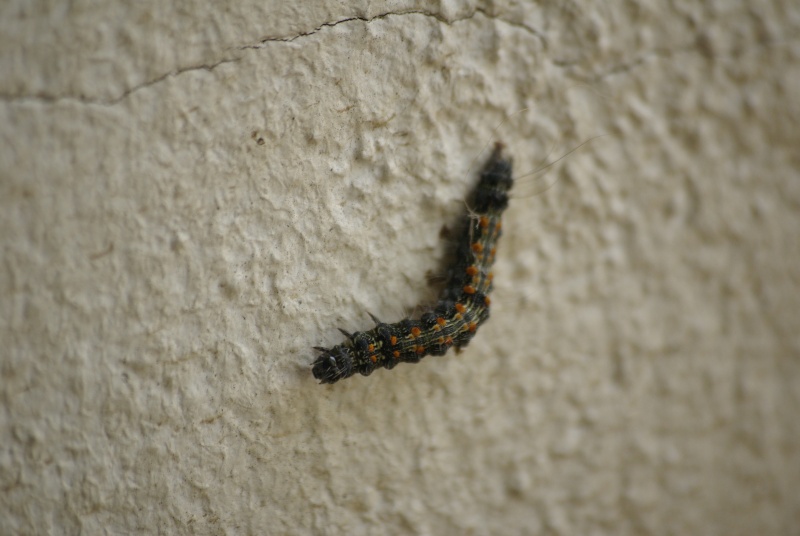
2 1 799 534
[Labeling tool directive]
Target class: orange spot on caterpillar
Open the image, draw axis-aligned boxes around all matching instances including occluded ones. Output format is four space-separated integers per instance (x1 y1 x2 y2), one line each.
471 242 483 253
444 337 453 345
479 216 489 228
468 322 478 332
455 303 466 313
368 344 374 352
393 350 401 359
487 272 494 282
463 285 476 294
436 317 447 326
415 345 426 355
390 336 397 345
411 327 421 337
370 355 377 363
484 296 491 306
437 337 445 344
466 266 479 276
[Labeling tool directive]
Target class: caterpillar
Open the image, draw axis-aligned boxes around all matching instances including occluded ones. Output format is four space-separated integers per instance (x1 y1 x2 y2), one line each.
312 142 513 384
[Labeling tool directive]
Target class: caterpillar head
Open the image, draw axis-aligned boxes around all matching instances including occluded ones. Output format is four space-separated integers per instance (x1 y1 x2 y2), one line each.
311 345 354 384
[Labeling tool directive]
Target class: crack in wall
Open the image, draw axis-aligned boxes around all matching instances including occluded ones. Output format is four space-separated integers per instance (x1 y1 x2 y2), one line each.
0 9 706 107
242 10 453 47
0 9 541 107
242 8 545 47
0 58 242 107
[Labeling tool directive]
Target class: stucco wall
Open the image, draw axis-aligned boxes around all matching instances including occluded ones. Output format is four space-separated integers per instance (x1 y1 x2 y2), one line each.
2 1 799 534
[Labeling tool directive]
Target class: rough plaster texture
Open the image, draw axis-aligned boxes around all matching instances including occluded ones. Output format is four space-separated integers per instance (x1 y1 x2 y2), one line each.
2 1 799 534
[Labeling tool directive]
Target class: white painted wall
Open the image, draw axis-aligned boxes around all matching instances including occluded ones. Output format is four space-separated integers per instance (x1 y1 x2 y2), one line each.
2 1 799 534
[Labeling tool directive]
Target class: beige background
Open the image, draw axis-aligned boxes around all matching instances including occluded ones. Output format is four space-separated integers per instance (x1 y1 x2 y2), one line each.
2 1 799 534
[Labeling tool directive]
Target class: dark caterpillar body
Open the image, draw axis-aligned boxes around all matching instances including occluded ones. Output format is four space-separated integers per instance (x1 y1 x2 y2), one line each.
312 143 513 384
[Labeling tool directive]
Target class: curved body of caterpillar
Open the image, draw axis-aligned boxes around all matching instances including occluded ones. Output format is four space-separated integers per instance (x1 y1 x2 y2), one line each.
312 143 513 384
